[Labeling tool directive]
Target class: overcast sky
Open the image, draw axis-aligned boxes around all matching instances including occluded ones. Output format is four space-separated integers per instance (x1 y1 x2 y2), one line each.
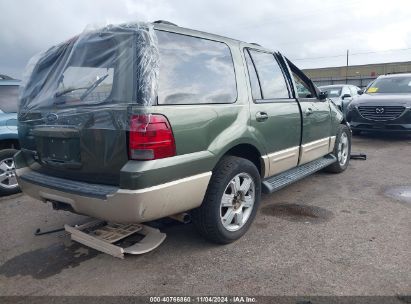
1 0 410 79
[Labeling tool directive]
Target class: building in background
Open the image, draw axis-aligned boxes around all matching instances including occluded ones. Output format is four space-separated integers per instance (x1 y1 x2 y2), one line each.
303 61 411 88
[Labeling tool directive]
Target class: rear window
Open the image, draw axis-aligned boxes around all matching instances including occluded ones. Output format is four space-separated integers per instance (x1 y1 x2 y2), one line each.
20 29 140 111
55 67 114 103
366 76 411 94
0 85 19 113
156 31 237 105
47 36 117 106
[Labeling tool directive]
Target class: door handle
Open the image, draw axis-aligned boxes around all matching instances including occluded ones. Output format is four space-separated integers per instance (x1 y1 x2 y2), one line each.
256 111 269 122
305 108 313 116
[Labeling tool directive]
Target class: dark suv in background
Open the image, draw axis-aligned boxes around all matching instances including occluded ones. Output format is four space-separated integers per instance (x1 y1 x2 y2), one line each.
0 75 20 195
346 73 411 134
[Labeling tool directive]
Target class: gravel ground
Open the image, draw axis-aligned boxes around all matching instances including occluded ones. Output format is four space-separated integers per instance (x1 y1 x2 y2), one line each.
0 133 410 297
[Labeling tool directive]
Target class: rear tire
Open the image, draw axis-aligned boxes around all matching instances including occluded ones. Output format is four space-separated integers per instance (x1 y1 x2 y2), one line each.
192 156 261 244
326 125 351 173
0 149 20 196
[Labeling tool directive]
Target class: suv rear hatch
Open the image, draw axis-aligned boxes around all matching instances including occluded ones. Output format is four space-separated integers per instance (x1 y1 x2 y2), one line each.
18 23 159 186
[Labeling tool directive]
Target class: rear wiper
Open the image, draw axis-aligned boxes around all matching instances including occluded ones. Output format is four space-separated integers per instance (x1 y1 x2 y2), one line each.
53 73 109 104
54 86 87 98
79 73 109 101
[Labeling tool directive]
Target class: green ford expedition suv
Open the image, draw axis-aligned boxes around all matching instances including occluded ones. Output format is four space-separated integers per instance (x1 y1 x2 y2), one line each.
15 21 351 244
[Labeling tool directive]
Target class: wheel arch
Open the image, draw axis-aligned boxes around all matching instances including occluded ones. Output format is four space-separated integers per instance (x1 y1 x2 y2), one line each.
216 141 266 177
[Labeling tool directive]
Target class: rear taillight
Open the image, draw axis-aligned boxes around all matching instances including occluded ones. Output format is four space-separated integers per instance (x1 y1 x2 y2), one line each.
128 114 176 160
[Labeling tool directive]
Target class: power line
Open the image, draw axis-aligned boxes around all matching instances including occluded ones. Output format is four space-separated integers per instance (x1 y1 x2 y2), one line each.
291 47 411 61
351 48 411 56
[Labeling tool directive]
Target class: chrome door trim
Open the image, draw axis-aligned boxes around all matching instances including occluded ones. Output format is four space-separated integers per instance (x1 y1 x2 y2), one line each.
261 146 299 178
261 136 337 178
299 137 330 165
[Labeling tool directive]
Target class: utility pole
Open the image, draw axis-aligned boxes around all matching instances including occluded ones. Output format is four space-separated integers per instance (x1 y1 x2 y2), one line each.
346 49 349 84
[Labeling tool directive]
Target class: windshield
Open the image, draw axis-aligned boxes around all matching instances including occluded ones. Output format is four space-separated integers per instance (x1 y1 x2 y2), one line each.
0 85 19 113
366 76 411 94
320 86 342 98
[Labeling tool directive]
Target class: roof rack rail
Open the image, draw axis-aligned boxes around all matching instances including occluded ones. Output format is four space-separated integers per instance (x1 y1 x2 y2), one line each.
250 43 261 46
153 20 178 26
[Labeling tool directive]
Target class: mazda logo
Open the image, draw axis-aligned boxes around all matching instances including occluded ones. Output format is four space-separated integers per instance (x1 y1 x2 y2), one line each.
375 107 384 114
46 113 58 122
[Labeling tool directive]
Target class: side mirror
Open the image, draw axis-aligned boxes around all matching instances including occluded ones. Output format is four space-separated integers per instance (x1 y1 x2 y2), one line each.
342 93 352 99
319 91 328 100
357 89 363 95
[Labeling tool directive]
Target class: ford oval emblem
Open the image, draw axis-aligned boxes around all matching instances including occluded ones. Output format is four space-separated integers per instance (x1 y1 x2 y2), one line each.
46 113 58 122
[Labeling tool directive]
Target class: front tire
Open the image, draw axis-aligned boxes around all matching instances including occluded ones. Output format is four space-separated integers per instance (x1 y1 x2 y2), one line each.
326 125 351 173
192 156 261 244
0 149 20 196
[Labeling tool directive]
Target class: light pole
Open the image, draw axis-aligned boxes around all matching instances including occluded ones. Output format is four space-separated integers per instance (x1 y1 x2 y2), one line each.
346 49 349 84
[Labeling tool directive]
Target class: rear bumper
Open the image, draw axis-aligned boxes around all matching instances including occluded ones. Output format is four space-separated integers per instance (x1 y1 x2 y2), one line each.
16 165 211 223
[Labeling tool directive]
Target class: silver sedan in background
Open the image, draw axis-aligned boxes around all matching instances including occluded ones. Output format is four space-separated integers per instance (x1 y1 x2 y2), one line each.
319 84 363 117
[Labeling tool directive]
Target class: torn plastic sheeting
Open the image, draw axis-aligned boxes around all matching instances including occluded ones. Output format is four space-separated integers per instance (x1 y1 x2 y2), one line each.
18 21 159 123
16 22 160 186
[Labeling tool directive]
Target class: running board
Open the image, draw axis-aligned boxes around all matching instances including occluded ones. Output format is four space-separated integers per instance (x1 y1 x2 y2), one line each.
65 220 166 259
262 154 337 194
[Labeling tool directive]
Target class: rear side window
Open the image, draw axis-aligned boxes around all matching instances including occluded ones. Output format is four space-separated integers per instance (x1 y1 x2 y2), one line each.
248 50 289 100
156 31 237 105
0 85 19 113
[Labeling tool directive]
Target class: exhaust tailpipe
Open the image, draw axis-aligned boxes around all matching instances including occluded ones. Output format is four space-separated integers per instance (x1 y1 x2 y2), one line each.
169 212 191 224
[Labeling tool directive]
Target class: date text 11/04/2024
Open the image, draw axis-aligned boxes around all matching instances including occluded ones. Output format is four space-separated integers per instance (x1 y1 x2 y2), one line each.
149 296 257 303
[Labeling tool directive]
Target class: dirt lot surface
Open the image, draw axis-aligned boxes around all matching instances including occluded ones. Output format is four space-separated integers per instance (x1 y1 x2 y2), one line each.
0 133 410 297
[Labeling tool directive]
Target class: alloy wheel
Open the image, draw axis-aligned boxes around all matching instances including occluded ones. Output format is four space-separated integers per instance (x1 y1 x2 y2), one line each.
220 173 255 232
338 132 349 166
0 158 18 190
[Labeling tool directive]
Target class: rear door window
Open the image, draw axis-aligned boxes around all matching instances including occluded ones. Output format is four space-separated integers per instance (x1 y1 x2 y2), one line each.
244 50 262 100
248 50 289 100
156 31 237 105
0 85 19 113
